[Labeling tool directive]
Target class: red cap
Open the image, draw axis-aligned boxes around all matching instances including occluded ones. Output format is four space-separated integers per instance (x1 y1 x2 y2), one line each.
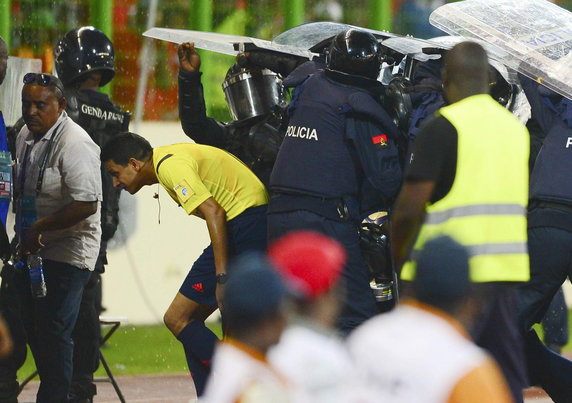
268 231 346 299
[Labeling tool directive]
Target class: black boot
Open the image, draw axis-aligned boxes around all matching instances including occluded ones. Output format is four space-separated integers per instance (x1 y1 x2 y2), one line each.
68 379 96 403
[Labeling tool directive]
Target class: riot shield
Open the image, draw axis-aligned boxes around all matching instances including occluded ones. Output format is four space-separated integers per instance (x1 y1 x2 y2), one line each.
429 0 572 100
427 36 531 122
381 36 442 63
273 21 398 52
143 27 316 60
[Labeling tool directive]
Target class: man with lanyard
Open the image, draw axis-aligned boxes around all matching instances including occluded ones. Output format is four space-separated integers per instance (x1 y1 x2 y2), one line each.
0 73 101 402
100 132 268 397
391 42 529 402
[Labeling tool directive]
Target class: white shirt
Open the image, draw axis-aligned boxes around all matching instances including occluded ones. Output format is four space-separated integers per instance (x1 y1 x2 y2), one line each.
269 322 355 403
202 340 291 403
347 302 495 403
15 111 102 270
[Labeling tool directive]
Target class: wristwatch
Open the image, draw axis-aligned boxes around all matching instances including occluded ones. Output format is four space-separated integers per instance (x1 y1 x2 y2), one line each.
216 273 228 284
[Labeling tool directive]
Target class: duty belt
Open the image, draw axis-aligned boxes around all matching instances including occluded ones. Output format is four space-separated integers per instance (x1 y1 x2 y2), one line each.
268 192 354 222
530 200 572 215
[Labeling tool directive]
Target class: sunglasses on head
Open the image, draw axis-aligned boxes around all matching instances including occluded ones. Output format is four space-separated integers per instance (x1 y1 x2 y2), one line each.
23 73 64 97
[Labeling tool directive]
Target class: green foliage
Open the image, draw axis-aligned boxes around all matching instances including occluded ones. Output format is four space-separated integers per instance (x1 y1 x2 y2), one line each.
202 9 249 117
533 309 572 353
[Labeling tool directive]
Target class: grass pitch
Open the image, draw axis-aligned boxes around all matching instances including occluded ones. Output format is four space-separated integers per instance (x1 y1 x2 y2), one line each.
17 321 223 378
15 312 570 379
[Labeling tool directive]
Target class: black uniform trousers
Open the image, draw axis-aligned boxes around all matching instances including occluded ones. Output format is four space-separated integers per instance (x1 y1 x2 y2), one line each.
267 209 377 334
517 224 572 402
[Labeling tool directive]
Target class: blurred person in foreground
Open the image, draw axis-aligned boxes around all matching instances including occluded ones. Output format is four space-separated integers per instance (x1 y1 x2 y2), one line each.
201 252 291 403
0 73 101 402
349 236 512 402
0 35 11 229
100 132 268 397
267 230 353 403
391 41 530 402
0 35 13 362
54 26 129 403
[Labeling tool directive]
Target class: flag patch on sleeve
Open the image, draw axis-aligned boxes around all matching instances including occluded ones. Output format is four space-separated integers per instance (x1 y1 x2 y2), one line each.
371 134 388 146
174 180 194 202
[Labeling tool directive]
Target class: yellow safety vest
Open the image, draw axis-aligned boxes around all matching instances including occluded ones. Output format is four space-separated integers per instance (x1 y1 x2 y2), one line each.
401 94 530 283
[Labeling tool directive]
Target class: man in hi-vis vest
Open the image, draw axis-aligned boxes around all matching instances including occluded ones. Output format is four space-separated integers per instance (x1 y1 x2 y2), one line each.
391 42 529 403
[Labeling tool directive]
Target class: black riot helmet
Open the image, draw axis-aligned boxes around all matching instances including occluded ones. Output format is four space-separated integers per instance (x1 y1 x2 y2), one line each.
54 26 115 87
326 29 382 80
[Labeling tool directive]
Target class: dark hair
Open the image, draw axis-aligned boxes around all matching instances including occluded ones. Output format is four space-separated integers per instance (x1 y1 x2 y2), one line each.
23 73 65 100
413 236 471 314
101 132 153 165
223 252 289 335
444 41 489 94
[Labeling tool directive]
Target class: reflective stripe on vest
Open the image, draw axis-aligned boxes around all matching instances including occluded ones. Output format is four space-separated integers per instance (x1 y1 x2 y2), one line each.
401 94 530 283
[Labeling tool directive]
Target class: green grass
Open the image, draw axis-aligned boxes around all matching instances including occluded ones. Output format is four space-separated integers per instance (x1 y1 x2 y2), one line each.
17 322 223 379
533 309 572 352
16 311 572 380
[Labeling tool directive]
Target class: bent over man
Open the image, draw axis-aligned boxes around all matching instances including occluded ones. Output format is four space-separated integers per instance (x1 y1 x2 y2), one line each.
101 133 268 397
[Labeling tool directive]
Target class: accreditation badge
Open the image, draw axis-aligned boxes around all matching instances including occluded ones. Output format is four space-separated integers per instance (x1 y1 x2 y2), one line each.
0 151 12 201
16 195 36 238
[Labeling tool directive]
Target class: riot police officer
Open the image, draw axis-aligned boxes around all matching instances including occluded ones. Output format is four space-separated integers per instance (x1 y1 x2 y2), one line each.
268 29 403 333
54 26 129 403
177 42 286 186
516 75 572 401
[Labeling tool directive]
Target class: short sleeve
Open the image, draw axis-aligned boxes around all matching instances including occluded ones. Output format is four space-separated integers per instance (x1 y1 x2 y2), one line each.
61 137 102 202
157 156 212 215
405 115 458 203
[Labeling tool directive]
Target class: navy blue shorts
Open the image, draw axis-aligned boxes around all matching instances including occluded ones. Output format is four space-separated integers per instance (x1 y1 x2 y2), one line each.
179 205 268 306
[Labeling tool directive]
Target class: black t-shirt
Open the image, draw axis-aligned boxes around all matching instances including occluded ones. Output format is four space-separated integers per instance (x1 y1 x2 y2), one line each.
405 114 458 204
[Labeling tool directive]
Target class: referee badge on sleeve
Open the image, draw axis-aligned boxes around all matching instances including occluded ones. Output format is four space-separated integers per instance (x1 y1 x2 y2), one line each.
174 180 194 202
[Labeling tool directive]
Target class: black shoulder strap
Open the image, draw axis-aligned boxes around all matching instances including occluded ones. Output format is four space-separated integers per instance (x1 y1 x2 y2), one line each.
155 154 174 174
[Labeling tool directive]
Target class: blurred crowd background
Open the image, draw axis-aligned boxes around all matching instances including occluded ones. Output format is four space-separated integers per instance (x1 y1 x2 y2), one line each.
3 0 569 123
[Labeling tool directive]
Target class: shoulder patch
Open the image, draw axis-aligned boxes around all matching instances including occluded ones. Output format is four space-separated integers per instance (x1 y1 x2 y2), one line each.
174 180 194 202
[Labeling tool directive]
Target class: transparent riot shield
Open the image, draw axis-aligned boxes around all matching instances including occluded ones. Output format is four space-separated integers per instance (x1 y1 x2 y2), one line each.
143 28 246 55
143 27 316 60
273 21 398 52
429 0 572 100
